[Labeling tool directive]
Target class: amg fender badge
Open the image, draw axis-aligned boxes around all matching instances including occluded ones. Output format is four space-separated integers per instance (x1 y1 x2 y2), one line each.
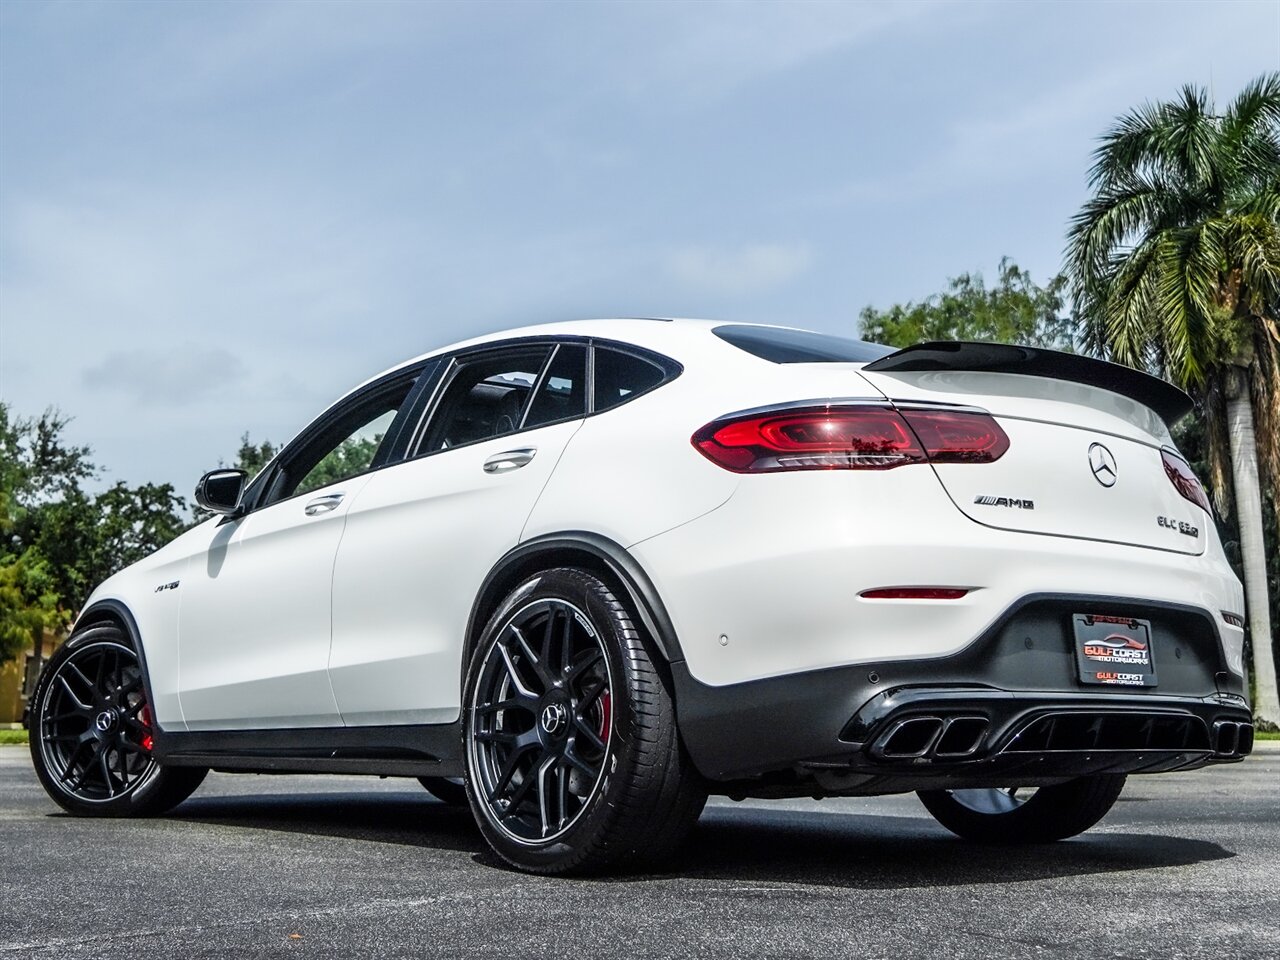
974 495 1035 509
154 580 180 593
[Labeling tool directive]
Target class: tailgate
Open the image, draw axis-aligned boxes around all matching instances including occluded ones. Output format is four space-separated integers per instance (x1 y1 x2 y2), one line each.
857 344 1207 556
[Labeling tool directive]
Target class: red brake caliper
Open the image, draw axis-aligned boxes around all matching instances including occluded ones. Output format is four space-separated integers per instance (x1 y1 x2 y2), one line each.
597 691 611 741
138 704 154 753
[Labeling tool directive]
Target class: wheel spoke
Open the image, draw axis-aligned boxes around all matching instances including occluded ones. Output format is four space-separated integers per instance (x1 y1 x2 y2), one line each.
511 624 553 688
66 661 98 696
562 743 597 779
556 761 570 830
567 647 602 681
476 693 537 716
497 637 540 699
577 678 607 711
98 749 116 798
559 613 574 674
474 729 516 745
571 716 606 752
57 676 93 713
536 755 556 837
488 732 541 803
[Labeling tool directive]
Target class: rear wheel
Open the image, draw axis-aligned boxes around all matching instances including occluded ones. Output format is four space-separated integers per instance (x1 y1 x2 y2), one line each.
463 568 705 874
29 622 207 817
917 775 1126 843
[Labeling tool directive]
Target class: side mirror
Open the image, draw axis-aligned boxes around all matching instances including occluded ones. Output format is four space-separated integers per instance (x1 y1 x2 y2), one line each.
195 469 247 516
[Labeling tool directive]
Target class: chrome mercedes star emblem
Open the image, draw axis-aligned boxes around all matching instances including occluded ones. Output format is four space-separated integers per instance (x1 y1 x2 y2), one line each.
1089 442 1117 487
540 702 567 735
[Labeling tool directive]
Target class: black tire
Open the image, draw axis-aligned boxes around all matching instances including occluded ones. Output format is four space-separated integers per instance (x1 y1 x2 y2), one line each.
463 567 705 875
418 776 468 806
917 775 1127 843
29 622 207 817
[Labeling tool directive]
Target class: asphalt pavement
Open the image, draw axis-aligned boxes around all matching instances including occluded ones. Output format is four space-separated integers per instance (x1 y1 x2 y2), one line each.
1 743 1277 959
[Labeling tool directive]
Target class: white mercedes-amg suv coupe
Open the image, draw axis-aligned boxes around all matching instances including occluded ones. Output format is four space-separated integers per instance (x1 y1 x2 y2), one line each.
30 319 1254 873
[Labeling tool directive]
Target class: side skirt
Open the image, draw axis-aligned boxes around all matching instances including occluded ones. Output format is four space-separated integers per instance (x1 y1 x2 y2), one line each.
153 723 464 779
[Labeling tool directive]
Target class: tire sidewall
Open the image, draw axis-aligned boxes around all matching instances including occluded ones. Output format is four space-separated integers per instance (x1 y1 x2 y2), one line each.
462 568 646 871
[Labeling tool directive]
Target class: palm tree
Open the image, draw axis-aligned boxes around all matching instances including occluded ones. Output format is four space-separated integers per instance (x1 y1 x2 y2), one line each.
1066 74 1280 728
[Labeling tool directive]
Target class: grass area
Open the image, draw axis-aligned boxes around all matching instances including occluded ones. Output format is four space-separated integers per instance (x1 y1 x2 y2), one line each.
1255 730 1280 741
0 729 29 745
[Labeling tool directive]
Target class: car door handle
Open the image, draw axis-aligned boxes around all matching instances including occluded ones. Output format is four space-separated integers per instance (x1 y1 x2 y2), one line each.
303 493 344 516
483 447 537 474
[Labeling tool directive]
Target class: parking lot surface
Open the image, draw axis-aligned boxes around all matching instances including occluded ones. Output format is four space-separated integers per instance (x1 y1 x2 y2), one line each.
2 743 1277 958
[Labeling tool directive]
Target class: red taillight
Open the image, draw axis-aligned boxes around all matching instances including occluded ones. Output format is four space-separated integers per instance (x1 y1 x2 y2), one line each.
1161 450 1211 514
692 405 1008 473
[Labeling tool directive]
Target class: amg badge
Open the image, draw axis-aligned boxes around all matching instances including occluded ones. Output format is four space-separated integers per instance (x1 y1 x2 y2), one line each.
974 495 1035 510
154 580 180 593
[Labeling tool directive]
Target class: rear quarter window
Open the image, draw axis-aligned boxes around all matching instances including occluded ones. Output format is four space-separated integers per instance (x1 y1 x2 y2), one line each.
593 347 669 412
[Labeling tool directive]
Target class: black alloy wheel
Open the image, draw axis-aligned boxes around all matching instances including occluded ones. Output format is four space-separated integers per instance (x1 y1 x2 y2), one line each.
464 568 705 874
29 623 206 817
468 596 614 843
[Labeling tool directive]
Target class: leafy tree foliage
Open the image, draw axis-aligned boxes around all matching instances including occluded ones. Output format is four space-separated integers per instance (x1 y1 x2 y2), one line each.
294 435 382 496
232 433 279 480
0 403 187 660
859 258 1076 350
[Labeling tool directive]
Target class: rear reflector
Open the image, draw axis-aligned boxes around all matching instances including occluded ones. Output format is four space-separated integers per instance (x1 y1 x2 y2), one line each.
692 404 1008 473
860 587 969 600
1161 450 1212 514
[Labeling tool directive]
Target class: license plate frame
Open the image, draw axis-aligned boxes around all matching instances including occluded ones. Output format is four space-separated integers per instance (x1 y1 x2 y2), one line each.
1072 614 1157 688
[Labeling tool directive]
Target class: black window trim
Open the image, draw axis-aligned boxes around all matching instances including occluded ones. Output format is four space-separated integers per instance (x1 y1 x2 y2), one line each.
403 342 555 459
397 335 683 464
238 359 437 516
238 333 686 515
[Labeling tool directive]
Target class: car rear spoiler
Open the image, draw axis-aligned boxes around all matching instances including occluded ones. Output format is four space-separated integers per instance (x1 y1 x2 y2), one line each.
861 341 1194 426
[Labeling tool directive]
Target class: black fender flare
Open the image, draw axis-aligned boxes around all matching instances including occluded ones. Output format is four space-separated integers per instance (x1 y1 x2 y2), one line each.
466 532 685 664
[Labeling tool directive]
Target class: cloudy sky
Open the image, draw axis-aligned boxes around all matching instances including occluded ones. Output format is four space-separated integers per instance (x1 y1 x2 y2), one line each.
1 0 1277 494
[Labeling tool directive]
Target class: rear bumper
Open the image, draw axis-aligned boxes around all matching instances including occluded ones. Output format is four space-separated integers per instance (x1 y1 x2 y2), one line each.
672 593 1252 789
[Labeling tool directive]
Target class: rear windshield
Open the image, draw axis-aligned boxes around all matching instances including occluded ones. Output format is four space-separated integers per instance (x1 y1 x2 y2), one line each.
713 324 894 364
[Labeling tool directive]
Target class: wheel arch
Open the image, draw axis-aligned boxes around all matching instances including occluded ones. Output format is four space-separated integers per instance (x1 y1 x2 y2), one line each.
72 599 164 732
466 532 684 667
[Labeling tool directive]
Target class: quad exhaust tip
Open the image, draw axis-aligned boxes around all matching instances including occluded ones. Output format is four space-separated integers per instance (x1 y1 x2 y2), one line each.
1214 720 1254 757
875 715 989 760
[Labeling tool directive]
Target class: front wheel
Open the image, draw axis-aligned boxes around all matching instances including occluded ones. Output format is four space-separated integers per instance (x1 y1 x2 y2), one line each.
29 622 207 817
463 567 705 874
917 775 1126 843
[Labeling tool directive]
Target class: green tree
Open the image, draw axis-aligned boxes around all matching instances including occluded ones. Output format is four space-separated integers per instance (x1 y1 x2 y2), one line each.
859 258 1075 350
0 406 97 659
1065 74 1280 726
231 433 279 479
0 402 189 660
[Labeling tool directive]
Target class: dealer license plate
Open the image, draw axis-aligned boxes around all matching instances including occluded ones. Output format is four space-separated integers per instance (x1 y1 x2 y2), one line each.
1072 614 1157 688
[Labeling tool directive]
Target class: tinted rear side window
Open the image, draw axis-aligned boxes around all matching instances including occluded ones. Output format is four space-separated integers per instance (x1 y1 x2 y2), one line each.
593 347 666 411
713 324 894 363
524 344 588 428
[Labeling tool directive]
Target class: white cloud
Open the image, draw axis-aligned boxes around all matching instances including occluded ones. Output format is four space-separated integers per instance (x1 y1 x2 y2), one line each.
667 242 813 295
